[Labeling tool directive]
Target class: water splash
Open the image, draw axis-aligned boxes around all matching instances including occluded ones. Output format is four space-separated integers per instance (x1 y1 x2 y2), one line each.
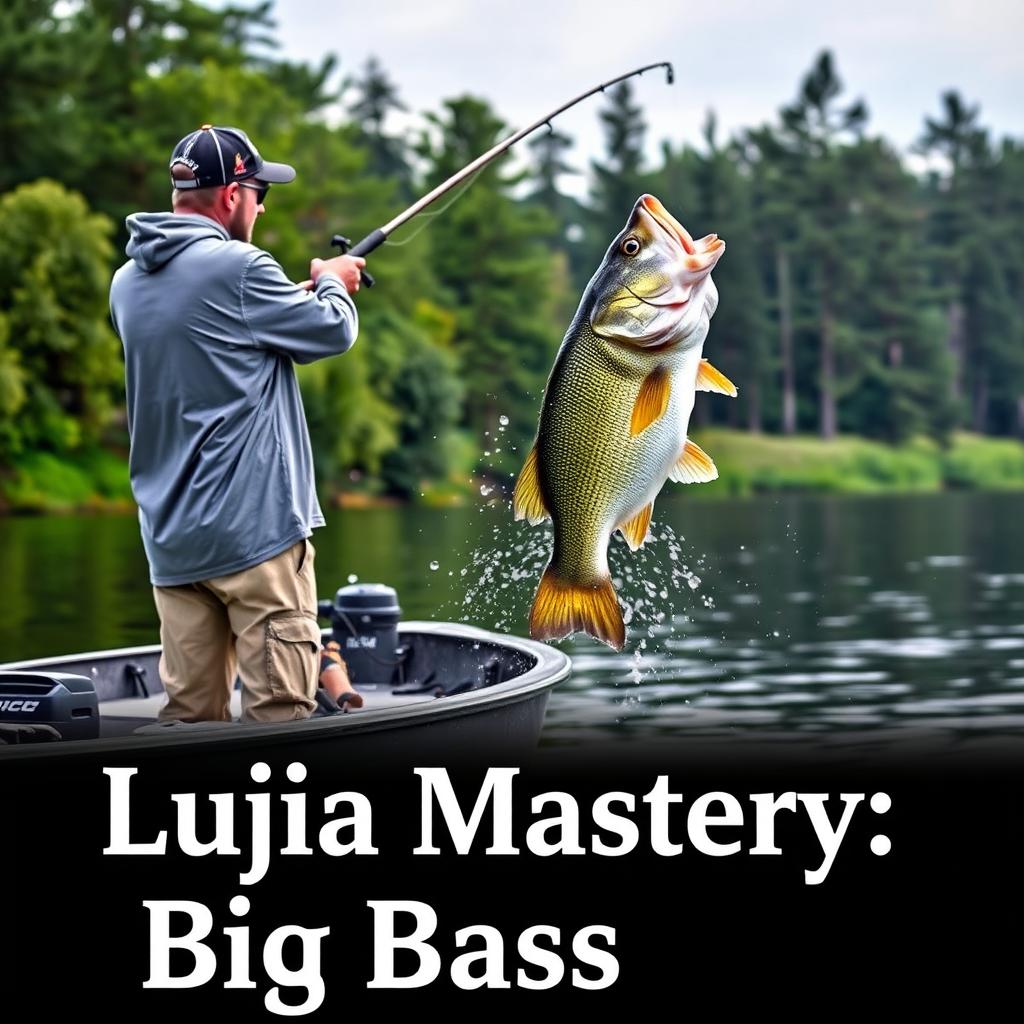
432 509 718 707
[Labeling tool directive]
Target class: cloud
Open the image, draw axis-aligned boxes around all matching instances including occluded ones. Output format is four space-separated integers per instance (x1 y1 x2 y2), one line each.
254 0 1023 194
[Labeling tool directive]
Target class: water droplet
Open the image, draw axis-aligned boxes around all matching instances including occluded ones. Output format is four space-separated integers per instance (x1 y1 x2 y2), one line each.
429 560 439 571
347 573 358 584
499 415 509 426
480 484 493 496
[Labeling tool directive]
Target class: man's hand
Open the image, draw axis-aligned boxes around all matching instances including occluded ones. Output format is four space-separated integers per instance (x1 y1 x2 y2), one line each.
308 254 366 295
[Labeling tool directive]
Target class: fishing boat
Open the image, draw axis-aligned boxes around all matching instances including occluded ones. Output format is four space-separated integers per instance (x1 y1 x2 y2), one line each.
0 583 571 767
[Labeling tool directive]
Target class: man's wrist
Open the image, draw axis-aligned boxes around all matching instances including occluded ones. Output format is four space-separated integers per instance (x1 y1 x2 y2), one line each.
314 270 343 289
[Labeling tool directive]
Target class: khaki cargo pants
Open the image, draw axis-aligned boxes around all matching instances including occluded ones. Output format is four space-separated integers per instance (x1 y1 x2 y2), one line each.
152 539 321 723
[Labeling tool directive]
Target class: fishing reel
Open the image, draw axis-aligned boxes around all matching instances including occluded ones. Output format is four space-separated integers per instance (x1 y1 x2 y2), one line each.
330 234 376 288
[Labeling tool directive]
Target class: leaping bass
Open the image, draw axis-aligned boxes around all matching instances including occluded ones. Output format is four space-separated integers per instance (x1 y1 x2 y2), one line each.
515 194 734 650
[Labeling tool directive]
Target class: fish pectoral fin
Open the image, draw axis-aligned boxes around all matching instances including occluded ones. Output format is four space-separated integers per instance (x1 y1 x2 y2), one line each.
669 439 719 484
530 568 625 651
696 359 738 397
513 445 550 525
617 502 653 551
630 366 671 436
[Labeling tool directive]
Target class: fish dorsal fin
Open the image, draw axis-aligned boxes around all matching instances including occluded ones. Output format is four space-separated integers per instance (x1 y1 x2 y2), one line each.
617 502 653 551
513 445 550 525
669 439 719 484
696 359 737 397
631 366 671 436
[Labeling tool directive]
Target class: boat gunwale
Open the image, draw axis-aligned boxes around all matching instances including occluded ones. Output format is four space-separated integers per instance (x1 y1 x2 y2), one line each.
0 621 570 761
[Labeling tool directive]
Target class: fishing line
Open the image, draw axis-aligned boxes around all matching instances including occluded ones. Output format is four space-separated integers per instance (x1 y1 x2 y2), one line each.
332 62 674 281
383 164 489 247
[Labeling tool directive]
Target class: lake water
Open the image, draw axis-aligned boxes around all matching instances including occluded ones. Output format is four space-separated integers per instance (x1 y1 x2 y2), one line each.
2 491 1023 759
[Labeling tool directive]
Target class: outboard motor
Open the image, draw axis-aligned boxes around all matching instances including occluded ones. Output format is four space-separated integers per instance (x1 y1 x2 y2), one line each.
318 584 402 690
0 672 99 741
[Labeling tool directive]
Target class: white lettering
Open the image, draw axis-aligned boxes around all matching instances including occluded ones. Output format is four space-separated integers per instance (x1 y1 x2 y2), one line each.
414 768 519 855
104 767 167 855
367 900 442 989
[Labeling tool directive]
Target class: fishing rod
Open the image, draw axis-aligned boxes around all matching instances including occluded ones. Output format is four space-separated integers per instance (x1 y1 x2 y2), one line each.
332 61 674 286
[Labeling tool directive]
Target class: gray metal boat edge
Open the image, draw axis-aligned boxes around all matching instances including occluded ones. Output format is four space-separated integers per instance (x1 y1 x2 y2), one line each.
0 621 571 762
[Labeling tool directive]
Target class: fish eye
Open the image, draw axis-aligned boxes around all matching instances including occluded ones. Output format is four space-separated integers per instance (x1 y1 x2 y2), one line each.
621 237 641 256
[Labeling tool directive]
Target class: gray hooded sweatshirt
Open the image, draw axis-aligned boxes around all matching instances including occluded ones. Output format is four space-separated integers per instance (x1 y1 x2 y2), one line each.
109 212 357 586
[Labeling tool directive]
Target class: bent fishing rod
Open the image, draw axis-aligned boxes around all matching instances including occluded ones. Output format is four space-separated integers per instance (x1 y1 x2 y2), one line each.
332 62 674 286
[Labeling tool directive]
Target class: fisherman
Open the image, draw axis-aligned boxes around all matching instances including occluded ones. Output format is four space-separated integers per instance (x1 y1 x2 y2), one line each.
109 124 365 723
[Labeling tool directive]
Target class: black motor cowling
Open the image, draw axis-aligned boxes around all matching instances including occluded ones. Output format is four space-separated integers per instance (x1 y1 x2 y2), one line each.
0 672 99 741
318 584 402 690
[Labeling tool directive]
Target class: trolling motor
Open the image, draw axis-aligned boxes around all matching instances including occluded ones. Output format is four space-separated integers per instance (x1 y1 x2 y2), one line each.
317 584 404 690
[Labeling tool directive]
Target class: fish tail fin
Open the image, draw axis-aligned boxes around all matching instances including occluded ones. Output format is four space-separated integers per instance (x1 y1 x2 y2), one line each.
529 567 625 651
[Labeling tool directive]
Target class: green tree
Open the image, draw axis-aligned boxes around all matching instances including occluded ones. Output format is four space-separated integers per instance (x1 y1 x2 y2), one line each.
917 91 988 418
0 181 122 458
0 1 87 193
347 56 412 194
958 138 1024 435
584 81 647 286
526 127 580 242
778 51 868 439
838 139 953 442
416 96 561 473
742 121 805 434
689 113 769 433
63 1 277 223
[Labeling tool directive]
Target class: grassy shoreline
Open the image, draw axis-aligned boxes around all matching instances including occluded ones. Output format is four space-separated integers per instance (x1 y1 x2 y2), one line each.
687 429 1024 497
4 431 1024 513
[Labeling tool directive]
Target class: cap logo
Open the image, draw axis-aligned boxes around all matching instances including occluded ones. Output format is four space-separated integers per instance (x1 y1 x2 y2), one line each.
234 152 246 175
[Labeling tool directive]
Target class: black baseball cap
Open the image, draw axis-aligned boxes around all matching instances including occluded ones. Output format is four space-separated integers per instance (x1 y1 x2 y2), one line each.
169 124 296 190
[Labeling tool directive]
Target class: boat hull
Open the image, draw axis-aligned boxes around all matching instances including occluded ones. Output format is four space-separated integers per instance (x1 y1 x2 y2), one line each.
0 621 571 765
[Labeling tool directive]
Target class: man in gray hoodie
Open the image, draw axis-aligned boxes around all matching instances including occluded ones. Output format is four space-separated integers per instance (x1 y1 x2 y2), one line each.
109 124 365 724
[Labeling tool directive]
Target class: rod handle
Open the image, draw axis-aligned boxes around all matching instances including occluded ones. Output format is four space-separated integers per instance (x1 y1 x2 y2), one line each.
330 232 381 288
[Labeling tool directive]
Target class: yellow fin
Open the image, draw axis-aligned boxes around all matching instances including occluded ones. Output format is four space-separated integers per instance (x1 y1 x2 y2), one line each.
617 502 653 551
669 439 719 484
696 359 738 397
630 366 671 436
513 445 549 525
529 568 625 650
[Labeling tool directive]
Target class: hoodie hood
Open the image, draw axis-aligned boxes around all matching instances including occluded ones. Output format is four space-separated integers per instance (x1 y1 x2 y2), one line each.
125 212 230 272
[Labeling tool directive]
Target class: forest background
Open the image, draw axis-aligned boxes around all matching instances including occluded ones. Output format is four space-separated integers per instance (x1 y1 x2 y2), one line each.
1 0 1023 511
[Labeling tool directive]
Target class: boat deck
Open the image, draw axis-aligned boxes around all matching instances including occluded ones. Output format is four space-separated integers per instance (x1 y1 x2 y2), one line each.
99 686 440 737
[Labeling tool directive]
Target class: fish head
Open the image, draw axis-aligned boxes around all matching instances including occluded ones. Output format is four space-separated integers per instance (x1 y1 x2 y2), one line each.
588 194 725 350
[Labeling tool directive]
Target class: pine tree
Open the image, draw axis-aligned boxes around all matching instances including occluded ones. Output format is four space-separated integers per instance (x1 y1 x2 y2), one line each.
917 91 988 419
776 51 869 439
347 56 412 195
416 96 560 475
584 81 647 287
690 114 769 433
526 127 580 245
0 1 85 193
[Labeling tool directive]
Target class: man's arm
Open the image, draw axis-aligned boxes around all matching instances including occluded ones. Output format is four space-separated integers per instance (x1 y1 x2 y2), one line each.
240 251 363 364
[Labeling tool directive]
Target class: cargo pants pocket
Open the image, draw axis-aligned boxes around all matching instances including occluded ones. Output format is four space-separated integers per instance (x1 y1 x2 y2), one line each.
264 613 321 704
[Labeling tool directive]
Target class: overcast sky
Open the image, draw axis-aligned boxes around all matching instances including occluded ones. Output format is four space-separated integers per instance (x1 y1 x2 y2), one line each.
245 0 1023 194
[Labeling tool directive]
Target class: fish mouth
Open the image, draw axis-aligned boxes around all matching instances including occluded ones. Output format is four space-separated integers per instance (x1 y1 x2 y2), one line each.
625 282 690 310
640 194 695 255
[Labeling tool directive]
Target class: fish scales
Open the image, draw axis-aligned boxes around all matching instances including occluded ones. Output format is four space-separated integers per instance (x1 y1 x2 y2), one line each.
515 194 730 650
538 325 699 583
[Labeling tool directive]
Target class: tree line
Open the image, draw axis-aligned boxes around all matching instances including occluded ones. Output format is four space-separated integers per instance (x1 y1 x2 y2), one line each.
0 1 1021 502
